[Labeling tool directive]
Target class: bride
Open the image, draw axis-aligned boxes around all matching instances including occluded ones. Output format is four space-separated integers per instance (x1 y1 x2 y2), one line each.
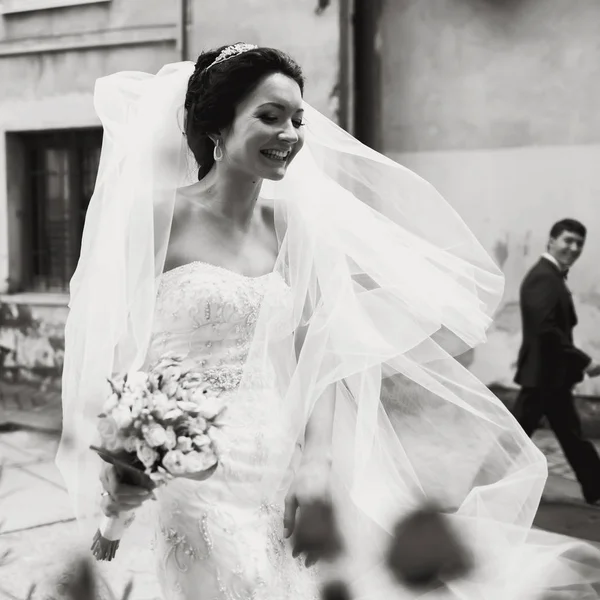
57 43 600 599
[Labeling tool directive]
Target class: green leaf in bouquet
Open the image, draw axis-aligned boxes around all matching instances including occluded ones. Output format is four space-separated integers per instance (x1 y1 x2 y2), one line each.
162 411 186 426
176 400 201 414
120 579 134 600
97 416 126 452
175 416 200 436
90 445 156 491
148 373 161 393
107 377 123 395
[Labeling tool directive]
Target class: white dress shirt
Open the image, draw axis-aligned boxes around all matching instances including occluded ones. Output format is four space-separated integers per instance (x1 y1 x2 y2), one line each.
541 252 569 288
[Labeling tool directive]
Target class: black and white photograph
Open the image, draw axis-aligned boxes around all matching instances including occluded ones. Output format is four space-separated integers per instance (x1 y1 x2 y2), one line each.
0 1 599 598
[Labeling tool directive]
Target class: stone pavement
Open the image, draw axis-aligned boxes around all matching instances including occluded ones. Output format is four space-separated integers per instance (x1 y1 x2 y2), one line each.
533 430 600 542
0 429 160 600
1 424 599 599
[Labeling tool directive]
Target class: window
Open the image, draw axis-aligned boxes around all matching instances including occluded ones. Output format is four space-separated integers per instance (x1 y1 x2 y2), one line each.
18 129 102 293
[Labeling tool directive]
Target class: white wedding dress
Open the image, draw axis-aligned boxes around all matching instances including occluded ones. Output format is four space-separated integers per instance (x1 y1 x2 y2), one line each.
145 261 319 600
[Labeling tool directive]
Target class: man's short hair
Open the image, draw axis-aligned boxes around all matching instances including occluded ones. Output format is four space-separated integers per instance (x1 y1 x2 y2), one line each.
549 218 586 240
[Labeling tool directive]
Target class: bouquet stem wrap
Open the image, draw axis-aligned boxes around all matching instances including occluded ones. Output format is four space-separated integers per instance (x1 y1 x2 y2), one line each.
90 448 156 561
91 514 133 561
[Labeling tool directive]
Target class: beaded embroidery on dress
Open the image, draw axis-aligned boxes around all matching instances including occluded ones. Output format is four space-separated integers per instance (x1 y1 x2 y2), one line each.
147 261 319 600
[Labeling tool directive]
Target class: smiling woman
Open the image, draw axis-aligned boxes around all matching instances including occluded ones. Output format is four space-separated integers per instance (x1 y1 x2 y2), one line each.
184 45 305 182
218 74 306 181
255 98 305 167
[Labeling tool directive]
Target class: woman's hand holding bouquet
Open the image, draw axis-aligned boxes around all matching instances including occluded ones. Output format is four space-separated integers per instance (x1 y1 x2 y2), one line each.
91 354 225 561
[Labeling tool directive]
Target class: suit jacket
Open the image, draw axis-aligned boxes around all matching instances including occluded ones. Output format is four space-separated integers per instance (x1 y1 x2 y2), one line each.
514 257 591 389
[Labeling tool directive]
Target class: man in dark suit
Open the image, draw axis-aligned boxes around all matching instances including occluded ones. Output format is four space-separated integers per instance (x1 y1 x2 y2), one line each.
514 218 600 505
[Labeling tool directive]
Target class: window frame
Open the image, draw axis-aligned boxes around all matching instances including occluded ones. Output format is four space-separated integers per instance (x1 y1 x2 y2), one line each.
0 0 110 15
14 128 102 295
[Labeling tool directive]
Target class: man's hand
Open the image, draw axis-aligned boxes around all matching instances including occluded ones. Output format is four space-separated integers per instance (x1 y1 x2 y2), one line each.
585 362 600 378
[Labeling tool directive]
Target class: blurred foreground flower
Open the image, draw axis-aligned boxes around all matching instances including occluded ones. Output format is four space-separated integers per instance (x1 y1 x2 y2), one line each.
55 557 97 600
54 556 133 600
292 499 352 600
321 580 352 600
386 505 474 590
293 499 343 560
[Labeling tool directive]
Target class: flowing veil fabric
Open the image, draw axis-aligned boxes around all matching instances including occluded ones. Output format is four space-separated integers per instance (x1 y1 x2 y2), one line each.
57 61 600 598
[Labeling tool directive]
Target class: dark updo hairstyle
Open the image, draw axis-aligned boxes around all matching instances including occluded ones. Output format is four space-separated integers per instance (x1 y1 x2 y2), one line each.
184 43 304 180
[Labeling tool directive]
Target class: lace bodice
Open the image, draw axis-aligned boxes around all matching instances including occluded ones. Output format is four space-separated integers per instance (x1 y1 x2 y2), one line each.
147 261 291 386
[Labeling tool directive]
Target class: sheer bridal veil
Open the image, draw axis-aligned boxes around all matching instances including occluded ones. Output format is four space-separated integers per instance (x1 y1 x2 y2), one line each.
57 61 600 598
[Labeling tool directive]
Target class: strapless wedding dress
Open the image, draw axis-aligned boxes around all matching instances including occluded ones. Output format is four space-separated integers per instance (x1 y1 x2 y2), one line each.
147 261 318 600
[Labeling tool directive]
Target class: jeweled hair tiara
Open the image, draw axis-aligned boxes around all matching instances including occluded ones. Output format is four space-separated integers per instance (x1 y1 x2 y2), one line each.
205 43 258 71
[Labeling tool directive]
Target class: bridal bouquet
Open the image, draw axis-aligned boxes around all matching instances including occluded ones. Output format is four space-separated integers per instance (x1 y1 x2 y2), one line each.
90 353 225 561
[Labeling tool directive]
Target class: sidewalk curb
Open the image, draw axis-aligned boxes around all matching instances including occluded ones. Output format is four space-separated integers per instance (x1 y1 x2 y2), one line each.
540 496 600 513
0 402 62 435
0 516 77 537
0 421 61 436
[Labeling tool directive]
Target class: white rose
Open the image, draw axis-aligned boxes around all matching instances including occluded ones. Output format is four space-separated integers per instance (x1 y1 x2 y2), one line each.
123 436 138 453
175 387 189 402
162 365 182 382
102 393 119 414
150 391 172 418
131 396 145 419
195 393 226 421
162 450 186 475
161 378 179 398
176 436 193 453
111 405 133 430
182 450 217 474
187 417 208 436
164 408 184 421
177 400 200 415
127 371 149 395
164 427 177 450
150 390 168 405
135 439 159 469
120 391 137 408
192 434 211 449
97 416 122 451
144 423 168 448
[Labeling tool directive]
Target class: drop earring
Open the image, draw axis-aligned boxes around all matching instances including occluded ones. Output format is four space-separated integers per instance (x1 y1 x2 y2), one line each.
213 140 223 162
